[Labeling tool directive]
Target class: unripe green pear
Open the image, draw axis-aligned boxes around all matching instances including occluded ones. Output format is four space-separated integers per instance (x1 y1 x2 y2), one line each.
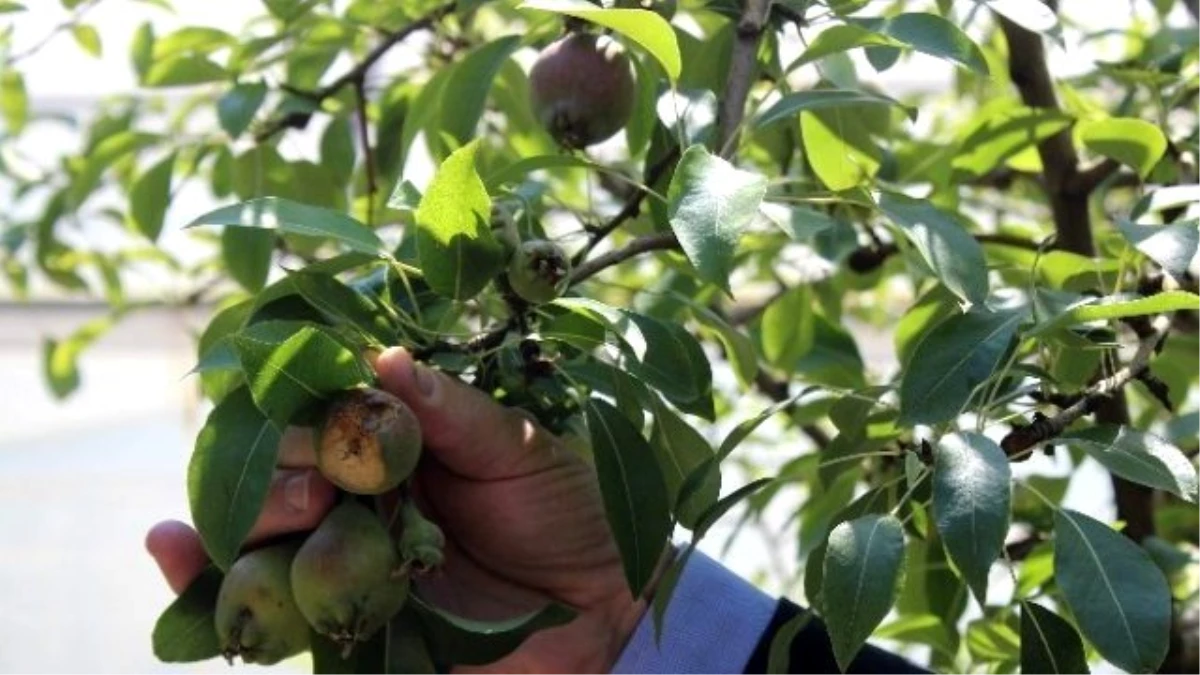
398 502 446 573
529 32 635 149
291 501 410 656
214 543 310 666
507 240 571 304
316 388 422 495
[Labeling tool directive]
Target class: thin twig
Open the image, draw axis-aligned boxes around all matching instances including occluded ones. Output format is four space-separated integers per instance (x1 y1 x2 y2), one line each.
1000 314 1172 458
569 232 680 284
572 147 681 265
352 76 377 227
5 0 105 65
253 1 456 143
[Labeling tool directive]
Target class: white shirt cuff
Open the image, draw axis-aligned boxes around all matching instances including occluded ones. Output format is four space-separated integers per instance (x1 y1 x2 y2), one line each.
610 551 777 674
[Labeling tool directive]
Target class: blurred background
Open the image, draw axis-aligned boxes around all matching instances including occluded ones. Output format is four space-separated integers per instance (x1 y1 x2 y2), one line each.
0 0 1189 672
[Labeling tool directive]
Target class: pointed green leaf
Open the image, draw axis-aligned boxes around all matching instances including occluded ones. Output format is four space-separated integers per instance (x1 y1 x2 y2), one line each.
1054 509 1171 673
0 69 28 133
520 0 681 80
879 191 989 307
1032 290 1200 334
1060 426 1198 503
761 286 815 370
786 24 906 72
932 432 1012 605
1116 219 1198 282
585 399 672 596
855 13 989 75
129 152 175 241
152 566 223 663
623 311 714 419
439 36 522 147
666 145 767 293
1020 601 1090 674
217 82 267 140
649 396 719 529
187 387 282 570
1079 117 1167 179
952 107 1074 180
900 308 1023 425
221 226 273 292
823 514 907 671
319 116 356 183
230 324 370 426
801 109 882 191
756 88 917 129
414 140 504 300
185 197 384 255
290 270 397 345
71 24 102 57
145 55 228 87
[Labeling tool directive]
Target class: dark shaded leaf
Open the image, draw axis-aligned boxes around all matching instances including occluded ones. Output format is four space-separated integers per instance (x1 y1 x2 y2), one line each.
151 566 223 663
1020 601 1090 674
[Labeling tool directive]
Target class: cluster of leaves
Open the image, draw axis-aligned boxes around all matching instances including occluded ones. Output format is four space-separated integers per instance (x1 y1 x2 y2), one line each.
3 0 1200 672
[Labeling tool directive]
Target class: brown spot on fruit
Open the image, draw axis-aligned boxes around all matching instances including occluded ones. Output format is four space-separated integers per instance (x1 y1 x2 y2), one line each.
316 388 422 495
507 240 571 304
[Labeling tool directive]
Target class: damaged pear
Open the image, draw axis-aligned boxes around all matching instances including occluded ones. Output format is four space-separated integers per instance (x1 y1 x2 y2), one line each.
316 388 422 495
214 543 310 666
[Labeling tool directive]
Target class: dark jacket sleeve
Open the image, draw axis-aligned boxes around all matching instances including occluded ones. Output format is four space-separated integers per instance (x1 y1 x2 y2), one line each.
742 599 928 674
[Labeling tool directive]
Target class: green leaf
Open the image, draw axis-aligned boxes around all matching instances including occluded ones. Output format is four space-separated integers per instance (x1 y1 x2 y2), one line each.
483 154 595 190
0 2 26 14
520 0 681 80
129 152 175 241
130 22 155 81
411 596 575 666
439 36 522 147
801 109 881 191
1054 509 1171 673
787 25 906 72
290 270 398 345
1033 291 1200 334
144 55 228 87
623 311 714 419
231 324 370 426
151 566 222 663
823 514 906 671
1020 601 1090 674
221 226 273 292
854 13 989 75
666 145 767 293
320 116 356 183
185 197 385 255
217 82 267 140
756 88 916 129
187 387 282 570
414 140 504 300
71 24 102 57
690 304 759 388
649 396 719 529
761 286 815 370
899 307 1024 425
0 70 28 134
1078 117 1167 179
585 399 672 596
1060 426 1198 503
1116 219 1198 282
768 612 815 674
952 107 1074 180
932 431 1012 605
42 315 116 399
879 191 989 307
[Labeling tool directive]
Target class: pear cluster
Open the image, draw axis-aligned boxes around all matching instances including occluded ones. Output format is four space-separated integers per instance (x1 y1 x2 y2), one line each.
213 388 445 665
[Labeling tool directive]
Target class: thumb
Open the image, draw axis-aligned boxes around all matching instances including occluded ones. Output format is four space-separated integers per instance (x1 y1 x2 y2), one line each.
374 347 556 480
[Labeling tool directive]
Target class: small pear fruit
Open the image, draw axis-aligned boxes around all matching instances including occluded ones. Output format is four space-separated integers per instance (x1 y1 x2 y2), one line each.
529 32 635 149
291 501 410 656
214 543 310 666
507 240 571 304
316 388 422 495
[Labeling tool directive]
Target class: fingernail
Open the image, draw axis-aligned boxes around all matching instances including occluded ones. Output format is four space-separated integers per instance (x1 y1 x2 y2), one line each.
285 471 310 513
414 363 437 399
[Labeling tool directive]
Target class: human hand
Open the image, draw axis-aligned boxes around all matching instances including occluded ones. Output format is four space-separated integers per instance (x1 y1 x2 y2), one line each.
147 346 646 673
